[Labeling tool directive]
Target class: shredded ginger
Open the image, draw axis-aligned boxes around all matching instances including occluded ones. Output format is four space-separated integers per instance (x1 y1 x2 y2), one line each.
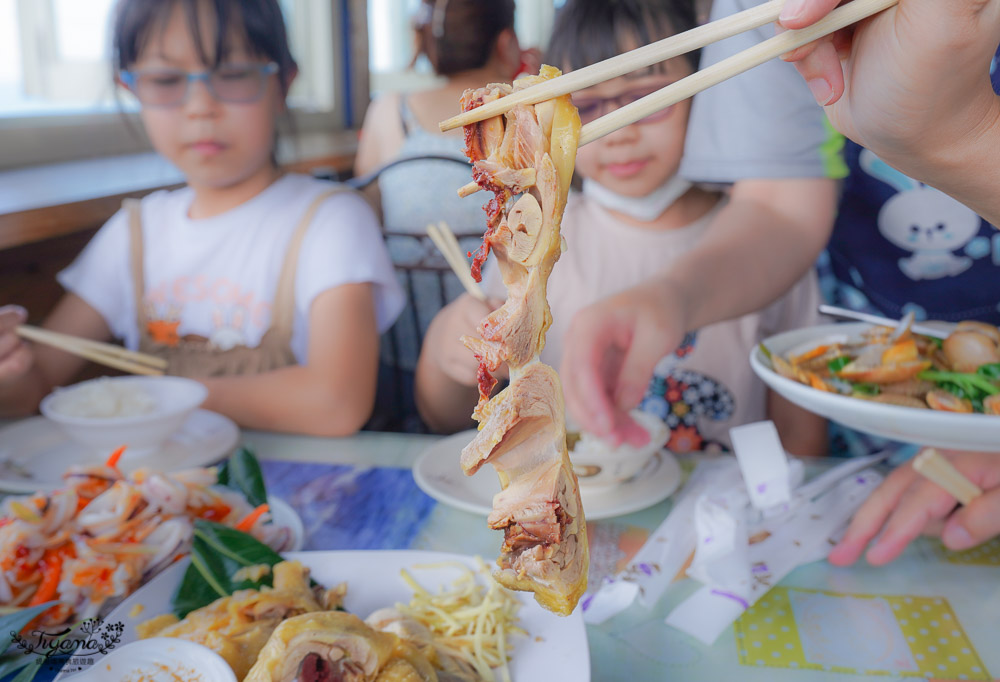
398 558 526 682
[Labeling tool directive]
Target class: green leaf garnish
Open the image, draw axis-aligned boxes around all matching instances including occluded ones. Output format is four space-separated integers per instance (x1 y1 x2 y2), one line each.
172 521 286 618
919 370 1000 398
976 363 1000 380
0 602 60 682
827 356 851 373
852 383 881 396
216 447 268 508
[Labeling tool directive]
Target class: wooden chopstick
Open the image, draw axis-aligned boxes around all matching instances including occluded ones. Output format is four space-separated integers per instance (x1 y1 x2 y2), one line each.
426 223 488 302
452 0 897 197
435 222 472 276
913 449 983 506
818 305 952 340
439 0 785 131
17 326 167 368
16 325 166 376
579 0 897 145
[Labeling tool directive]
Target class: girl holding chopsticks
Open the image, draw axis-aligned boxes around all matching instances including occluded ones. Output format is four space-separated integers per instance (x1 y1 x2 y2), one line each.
0 0 404 435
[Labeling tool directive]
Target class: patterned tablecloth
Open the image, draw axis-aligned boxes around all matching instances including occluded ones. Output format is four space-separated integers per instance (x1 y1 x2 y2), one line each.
3 428 997 682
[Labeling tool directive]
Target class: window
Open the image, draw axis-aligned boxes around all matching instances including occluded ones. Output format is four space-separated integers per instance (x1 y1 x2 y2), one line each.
7 0 119 116
0 0 351 170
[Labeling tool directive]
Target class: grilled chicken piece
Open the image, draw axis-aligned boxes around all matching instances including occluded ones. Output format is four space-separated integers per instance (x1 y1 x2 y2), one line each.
462 272 551 391
459 67 587 616
461 362 588 615
244 611 437 682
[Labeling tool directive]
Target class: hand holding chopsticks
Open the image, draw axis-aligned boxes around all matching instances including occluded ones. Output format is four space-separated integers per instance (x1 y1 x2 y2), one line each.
442 0 898 142
15 326 166 376
440 0 786 131
448 0 898 197
830 448 994 567
426 222 487 302
913 449 983 506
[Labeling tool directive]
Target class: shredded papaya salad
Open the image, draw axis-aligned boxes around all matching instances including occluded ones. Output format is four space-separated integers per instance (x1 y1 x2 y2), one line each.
0 447 292 625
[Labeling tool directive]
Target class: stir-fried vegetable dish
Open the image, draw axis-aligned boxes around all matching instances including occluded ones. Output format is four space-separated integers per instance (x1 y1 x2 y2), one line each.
766 318 1000 414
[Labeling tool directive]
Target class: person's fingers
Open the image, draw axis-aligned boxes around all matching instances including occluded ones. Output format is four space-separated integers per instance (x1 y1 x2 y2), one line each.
0 343 33 380
0 329 23 358
776 16 829 64
830 24 855 60
943 487 1000 551
612 315 669 412
789 39 846 105
865 479 959 565
778 0 843 29
0 304 28 331
827 464 919 566
921 518 946 538
561 312 620 440
612 410 651 448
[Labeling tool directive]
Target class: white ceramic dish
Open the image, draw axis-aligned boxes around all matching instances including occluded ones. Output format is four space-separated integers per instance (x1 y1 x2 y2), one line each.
62 638 237 682
569 410 671 488
0 410 240 493
413 430 682 519
57 550 590 681
752 322 1000 451
41 376 208 458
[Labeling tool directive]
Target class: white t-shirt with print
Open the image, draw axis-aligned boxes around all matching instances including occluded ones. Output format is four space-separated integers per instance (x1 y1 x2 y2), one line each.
482 192 821 452
58 174 405 364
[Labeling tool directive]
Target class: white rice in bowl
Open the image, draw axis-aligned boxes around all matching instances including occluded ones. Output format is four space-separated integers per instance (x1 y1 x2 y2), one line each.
48 378 158 419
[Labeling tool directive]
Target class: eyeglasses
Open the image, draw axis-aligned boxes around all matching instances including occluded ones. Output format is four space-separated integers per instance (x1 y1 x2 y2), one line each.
572 85 678 126
120 62 279 107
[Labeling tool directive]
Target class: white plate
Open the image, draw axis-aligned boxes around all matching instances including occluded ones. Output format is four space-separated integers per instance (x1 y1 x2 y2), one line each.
752 322 1000 451
413 430 682 520
60 550 590 681
0 409 240 493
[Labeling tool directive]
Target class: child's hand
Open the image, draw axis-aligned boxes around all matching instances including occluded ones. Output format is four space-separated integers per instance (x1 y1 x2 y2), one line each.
829 449 1000 566
0 305 33 383
560 278 688 448
434 295 503 388
778 0 1000 165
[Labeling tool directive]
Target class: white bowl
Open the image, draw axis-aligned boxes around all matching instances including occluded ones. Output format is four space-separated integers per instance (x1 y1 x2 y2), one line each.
569 410 670 488
40 376 208 459
63 638 237 682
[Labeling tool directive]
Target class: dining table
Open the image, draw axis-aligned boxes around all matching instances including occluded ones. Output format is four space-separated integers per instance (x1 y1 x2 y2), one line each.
3 425 999 682
244 429 1000 682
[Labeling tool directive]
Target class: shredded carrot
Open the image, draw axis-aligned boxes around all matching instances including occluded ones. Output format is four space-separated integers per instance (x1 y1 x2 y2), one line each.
190 501 231 521
28 549 64 606
789 344 832 365
234 503 269 532
105 445 127 469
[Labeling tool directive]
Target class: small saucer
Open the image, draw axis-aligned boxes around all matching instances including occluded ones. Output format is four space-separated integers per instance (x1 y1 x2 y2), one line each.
60 638 237 681
413 430 682 520
0 409 239 493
